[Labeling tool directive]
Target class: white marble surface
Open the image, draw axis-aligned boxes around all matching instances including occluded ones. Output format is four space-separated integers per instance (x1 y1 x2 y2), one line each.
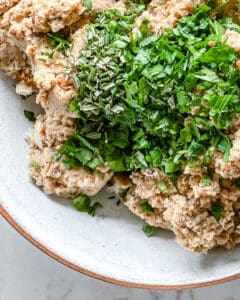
1 216 240 300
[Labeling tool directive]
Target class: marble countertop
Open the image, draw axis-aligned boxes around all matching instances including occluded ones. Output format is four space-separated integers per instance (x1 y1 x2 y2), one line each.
1 216 239 300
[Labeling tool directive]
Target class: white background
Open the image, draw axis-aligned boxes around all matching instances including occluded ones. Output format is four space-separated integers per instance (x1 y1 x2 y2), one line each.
1 216 240 300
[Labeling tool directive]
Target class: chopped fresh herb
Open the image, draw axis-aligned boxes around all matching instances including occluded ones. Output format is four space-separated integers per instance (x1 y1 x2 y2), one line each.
88 202 102 216
142 224 155 237
157 181 168 192
58 5 240 179
73 194 102 216
38 57 47 62
30 160 40 170
201 177 212 186
141 201 154 213
217 135 231 162
24 110 36 122
45 31 72 58
84 0 92 10
52 152 61 160
116 199 121 206
73 194 90 212
210 202 225 221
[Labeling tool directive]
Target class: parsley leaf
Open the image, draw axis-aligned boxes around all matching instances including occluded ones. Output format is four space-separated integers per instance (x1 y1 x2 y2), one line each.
142 224 155 237
217 135 231 162
88 202 103 217
84 0 92 10
73 194 102 217
201 177 211 186
157 181 168 192
210 202 225 221
45 31 72 58
52 152 61 160
24 110 36 122
30 160 41 170
141 202 154 213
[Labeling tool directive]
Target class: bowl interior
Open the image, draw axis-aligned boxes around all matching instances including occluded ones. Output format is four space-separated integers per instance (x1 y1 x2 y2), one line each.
1 72 240 287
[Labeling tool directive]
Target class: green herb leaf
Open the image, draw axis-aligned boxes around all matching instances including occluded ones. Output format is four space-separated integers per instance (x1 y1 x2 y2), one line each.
30 160 41 170
210 202 225 222
199 45 235 63
84 0 92 10
142 224 155 237
73 195 91 212
45 31 72 58
140 201 154 213
52 152 61 160
157 181 168 192
88 202 102 216
201 177 211 186
217 135 231 162
73 194 102 217
24 110 36 122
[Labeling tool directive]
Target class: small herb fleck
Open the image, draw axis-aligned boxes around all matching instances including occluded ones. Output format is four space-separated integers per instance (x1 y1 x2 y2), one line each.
24 110 36 122
45 31 72 58
141 201 154 213
88 202 102 217
52 152 61 160
157 181 168 192
38 57 47 62
201 177 211 186
84 0 92 10
142 224 155 237
30 160 41 170
73 194 102 217
210 202 225 222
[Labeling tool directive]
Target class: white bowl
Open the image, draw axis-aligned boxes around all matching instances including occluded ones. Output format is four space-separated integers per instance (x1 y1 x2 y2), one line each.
1 72 240 289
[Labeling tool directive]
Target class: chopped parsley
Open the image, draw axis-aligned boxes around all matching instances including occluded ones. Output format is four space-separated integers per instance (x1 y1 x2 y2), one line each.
58 5 240 178
157 181 168 192
30 160 41 170
73 194 102 216
142 224 155 237
210 201 225 221
201 177 212 186
24 110 36 122
45 31 72 58
84 0 92 10
141 201 154 213
52 152 61 160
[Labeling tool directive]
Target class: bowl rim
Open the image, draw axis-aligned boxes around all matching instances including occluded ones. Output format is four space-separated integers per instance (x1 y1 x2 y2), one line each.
1 203 240 290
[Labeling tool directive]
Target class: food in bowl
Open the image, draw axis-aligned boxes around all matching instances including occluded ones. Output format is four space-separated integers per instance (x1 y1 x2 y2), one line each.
1 0 240 253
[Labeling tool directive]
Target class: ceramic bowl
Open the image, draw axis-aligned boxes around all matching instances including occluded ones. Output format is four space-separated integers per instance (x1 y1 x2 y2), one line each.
1 72 240 289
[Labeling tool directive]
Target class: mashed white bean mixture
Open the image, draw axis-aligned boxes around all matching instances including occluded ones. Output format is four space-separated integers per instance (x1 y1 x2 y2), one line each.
1 0 240 253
